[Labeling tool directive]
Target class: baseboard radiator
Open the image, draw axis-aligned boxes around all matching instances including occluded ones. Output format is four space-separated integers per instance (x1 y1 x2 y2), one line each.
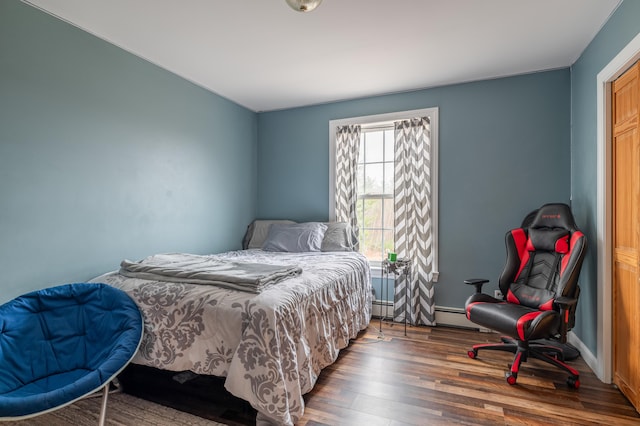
371 300 490 332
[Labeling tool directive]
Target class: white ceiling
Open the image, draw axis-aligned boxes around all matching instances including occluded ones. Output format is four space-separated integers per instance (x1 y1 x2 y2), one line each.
24 0 621 112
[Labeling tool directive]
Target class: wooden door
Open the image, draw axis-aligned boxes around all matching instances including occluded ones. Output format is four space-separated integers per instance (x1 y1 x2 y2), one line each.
612 61 640 412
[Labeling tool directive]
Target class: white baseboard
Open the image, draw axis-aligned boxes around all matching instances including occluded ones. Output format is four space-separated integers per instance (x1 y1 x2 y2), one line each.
567 331 603 382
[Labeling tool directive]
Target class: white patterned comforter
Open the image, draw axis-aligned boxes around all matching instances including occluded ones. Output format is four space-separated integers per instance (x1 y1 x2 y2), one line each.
91 249 372 425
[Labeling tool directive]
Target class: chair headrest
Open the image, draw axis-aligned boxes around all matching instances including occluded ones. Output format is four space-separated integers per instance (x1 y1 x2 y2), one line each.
529 203 578 233
527 228 569 253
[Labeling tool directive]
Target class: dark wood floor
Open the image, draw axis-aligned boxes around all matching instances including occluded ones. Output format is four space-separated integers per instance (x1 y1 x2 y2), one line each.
121 322 640 425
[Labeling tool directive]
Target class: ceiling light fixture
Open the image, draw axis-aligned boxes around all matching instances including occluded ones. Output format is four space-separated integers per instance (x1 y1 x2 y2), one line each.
285 0 323 13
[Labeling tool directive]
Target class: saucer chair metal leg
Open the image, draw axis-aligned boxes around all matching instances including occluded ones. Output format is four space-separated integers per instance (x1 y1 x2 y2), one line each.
98 384 109 426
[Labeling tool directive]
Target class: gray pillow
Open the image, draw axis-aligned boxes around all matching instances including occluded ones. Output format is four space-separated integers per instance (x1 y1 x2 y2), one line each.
246 220 296 249
262 222 328 252
321 222 355 252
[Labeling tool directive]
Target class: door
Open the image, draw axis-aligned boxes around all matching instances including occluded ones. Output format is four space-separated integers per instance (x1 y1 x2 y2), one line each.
612 60 640 412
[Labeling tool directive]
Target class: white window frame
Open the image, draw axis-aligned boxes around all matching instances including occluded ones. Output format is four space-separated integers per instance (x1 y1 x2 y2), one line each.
329 107 439 278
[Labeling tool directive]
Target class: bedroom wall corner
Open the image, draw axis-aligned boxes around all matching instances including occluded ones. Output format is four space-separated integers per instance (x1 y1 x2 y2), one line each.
0 0 258 302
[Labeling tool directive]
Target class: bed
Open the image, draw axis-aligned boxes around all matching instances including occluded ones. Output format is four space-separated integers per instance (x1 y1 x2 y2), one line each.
89 221 372 425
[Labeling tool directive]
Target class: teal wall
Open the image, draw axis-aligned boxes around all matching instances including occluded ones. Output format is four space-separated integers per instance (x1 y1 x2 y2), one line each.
570 0 640 354
257 70 571 309
0 1 257 302
6 0 636 359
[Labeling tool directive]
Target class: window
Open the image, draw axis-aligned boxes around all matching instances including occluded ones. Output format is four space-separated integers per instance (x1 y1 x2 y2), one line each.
357 126 395 262
329 107 439 276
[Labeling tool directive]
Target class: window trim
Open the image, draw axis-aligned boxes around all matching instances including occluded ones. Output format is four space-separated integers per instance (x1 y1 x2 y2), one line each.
329 107 439 280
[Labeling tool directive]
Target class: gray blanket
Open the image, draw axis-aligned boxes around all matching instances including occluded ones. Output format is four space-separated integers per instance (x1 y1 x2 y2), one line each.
119 253 302 293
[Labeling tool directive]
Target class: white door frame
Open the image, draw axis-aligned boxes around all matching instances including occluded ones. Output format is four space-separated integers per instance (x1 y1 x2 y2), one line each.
595 31 640 383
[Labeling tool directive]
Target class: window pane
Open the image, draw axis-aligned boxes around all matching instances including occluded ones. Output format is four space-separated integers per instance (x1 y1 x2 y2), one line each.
365 131 383 163
384 162 394 194
359 229 367 256
384 129 394 161
363 198 382 228
357 164 364 194
361 229 383 261
356 199 364 227
382 229 394 254
383 197 394 229
364 163 383 194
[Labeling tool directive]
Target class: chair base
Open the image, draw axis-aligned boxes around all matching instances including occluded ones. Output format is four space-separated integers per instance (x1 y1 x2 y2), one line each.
501 337 581 361
468 337 580 388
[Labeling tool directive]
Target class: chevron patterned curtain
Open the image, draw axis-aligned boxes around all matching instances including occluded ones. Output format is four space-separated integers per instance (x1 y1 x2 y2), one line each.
335 125 361 247
393 117 436 326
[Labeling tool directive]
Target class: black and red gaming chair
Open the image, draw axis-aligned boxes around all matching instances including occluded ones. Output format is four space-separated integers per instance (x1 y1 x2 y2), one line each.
464 203 587 388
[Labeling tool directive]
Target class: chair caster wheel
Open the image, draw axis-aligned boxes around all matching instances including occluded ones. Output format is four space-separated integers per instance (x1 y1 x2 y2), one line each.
506 373 518 385
567 376 580 389
467 349 477 359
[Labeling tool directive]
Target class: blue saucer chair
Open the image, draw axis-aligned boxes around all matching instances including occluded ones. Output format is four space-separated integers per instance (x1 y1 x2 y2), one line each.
0 283 143 425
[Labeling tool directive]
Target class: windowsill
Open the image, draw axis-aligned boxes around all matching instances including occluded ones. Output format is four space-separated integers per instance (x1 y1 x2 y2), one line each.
370 264 383 275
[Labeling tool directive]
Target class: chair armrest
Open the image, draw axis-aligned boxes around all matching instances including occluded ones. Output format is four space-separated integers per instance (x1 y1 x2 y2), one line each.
555 296 578 309
464 278 490 294
554 296 578 343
